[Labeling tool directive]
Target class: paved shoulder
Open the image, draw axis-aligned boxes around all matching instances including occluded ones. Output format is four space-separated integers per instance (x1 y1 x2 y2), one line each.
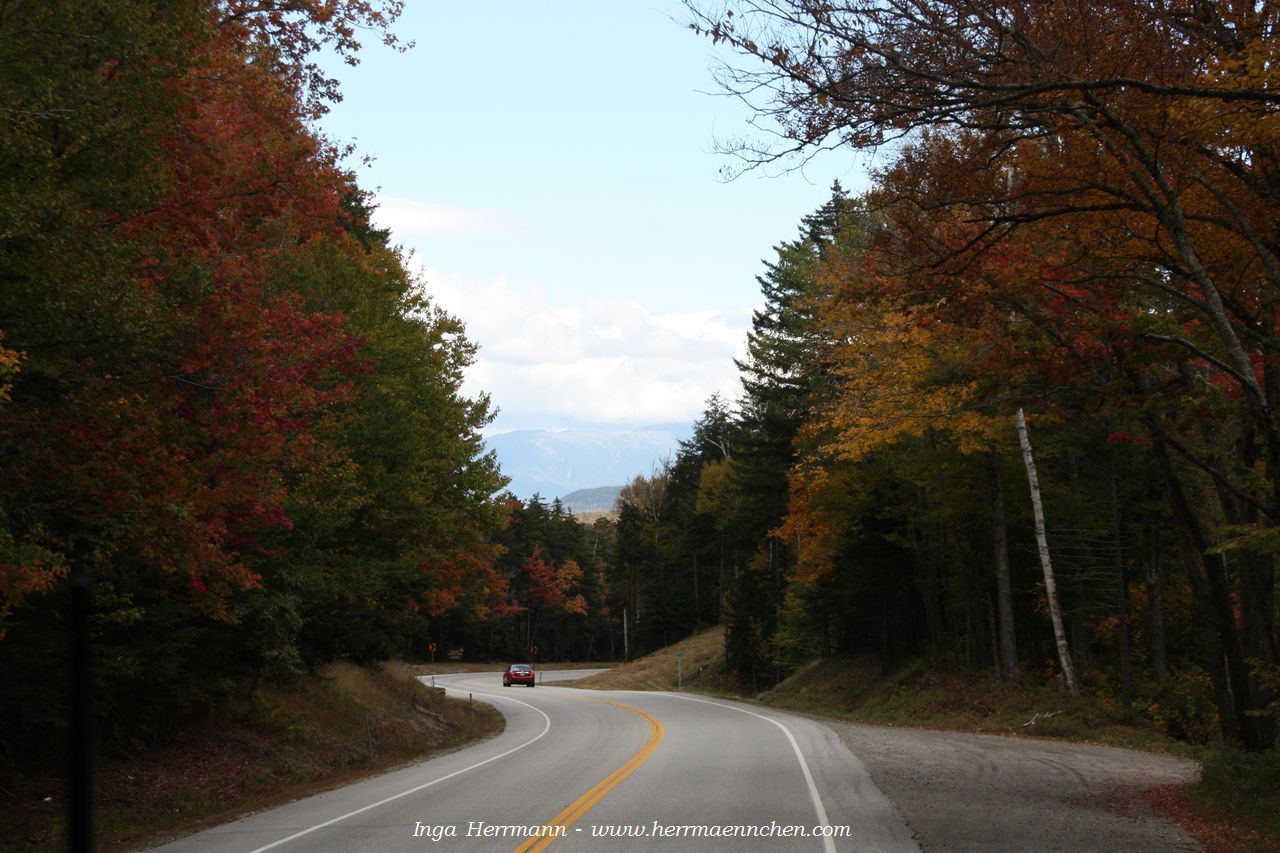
829 720 1200 852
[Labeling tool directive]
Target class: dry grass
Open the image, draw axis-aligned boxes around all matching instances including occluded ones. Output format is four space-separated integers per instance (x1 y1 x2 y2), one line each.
409 660 606 676
571 637 1177 751
566 626 735 692
758 656 1186 752
1 661 502 852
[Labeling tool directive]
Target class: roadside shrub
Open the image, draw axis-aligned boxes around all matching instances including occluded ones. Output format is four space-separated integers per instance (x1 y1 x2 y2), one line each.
1197 745 1280 839
1143 667 1216 744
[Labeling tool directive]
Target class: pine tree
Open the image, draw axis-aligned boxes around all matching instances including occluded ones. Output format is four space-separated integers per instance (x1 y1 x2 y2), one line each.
723 184 870 679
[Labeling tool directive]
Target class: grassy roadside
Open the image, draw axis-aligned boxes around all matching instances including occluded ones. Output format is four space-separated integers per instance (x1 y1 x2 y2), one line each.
566 628 737 693
757 655 1184 751
1185 746 1280 851
0 661 502 852
568 626 1188 749
409 661 606 676
572 626 1279 851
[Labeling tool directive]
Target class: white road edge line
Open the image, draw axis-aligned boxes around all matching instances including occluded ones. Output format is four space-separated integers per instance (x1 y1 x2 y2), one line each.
664 693 838 853
247 681 550 853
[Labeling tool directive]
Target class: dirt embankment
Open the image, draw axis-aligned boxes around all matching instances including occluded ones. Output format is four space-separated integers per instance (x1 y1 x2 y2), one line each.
1 661 501 852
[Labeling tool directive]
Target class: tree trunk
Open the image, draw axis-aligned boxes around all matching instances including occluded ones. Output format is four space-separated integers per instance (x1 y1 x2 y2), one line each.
987 597 1001 675
1109 460 1133 710
1175 533 1241 744
1213 420 1279 745
1146 527 1168 683
1238 548 1278 746
1152 431 1268 748
989 450 1019 680
692 552 700 628
1015 408 1079 695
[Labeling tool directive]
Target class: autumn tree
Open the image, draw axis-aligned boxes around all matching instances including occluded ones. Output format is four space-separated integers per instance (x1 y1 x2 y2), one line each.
487 497 610 660
712 186 873 680
0 0 505 758
690 0 1279 747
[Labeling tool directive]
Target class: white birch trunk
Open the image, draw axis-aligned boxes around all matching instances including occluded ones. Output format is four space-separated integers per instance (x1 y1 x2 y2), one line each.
1015 408 1079 695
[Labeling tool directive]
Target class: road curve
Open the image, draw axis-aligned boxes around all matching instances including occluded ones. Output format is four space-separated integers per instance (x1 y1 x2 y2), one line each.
150 669 917 852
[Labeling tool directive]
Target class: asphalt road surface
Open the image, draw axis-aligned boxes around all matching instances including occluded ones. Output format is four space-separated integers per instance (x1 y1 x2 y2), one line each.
151 669 917 852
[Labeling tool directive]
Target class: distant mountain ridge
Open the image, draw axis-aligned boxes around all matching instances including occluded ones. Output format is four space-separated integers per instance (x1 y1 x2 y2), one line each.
486 424 690 501
559 486 624 514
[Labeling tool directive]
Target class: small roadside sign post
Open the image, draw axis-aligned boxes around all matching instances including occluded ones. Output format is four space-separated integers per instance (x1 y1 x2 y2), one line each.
676 650 684 689
428 641 437 664
530 644 538 683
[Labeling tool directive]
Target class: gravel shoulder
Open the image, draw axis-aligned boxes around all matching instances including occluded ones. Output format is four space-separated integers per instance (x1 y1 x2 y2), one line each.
827 720 1201 852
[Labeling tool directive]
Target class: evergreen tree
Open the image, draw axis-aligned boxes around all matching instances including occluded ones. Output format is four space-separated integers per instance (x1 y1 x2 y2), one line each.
723 184 871 680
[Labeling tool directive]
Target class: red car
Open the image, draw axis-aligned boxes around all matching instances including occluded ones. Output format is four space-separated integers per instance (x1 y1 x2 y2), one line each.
503 664 536 687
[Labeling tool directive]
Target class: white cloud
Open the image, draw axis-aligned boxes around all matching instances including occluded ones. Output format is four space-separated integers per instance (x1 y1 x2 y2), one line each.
418 267 750 430
371 195 513 238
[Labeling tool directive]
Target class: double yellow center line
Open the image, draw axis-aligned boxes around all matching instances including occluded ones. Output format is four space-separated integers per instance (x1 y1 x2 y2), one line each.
513 698 665 853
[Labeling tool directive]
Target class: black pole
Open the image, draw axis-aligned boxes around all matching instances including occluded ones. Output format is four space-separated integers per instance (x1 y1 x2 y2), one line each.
70 572 93 852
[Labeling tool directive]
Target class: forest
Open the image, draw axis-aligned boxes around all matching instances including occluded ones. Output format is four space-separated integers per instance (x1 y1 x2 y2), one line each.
3 0 1279 777
596 0 1280 753
0 0 668 767
0 0 515 760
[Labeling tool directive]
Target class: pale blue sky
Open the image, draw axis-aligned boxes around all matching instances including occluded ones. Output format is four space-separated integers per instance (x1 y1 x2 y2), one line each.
317 1 867 432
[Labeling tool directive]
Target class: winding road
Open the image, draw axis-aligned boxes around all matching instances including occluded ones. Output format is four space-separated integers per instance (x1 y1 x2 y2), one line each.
152 670 918 852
